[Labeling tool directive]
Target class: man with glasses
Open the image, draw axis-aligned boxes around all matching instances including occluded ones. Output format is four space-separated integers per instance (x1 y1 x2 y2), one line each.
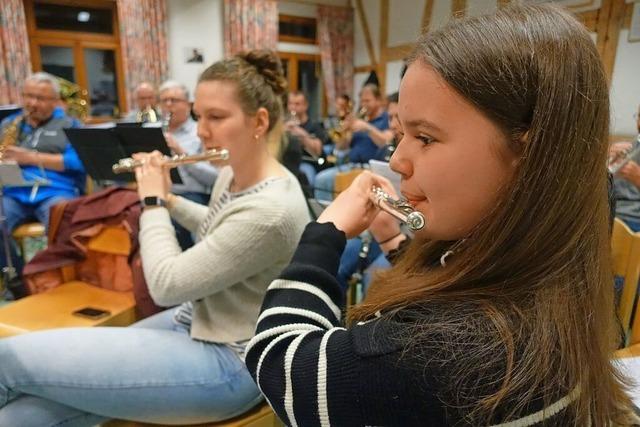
0 72 85 298
154 80 218 249
124 82 159 122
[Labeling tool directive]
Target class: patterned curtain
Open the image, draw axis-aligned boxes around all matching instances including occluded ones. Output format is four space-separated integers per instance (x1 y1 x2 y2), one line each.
117 0 169 110
318 6 354 115
223 0 278 56
0 0 31 105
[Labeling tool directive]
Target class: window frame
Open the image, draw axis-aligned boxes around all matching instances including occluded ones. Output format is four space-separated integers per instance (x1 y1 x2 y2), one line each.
25 0 126 122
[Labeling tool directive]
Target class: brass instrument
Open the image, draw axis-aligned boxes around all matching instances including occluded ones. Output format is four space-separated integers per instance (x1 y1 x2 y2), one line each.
112 148 229 174
136 106 159 123
0 115 22 161
58 77 89 121
328 101 354 144
370 186 426 231
608 135 640 174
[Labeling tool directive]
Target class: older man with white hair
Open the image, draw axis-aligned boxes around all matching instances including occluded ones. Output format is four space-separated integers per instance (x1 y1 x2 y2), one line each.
0 72 85 297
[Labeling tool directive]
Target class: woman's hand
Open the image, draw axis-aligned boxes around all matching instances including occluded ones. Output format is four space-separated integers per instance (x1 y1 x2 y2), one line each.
133 151 171 200
317 170 397 238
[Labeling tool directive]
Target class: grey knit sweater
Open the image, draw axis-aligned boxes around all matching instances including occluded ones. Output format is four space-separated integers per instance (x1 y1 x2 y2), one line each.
139 166 310 343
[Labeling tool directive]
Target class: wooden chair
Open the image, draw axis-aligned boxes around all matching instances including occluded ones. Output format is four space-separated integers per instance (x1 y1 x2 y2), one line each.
103 402 283 427
12 222 45 261
612 218 640 345
334 168 364 198
0 281 136 337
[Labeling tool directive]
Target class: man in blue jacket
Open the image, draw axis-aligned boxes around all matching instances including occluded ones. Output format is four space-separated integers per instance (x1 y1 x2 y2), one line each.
0 72 85 297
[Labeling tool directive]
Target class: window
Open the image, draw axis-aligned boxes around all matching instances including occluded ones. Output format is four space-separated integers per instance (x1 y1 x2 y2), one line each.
279 15 317 45
278 14 326 119
25 0 125 121
280 52 326 121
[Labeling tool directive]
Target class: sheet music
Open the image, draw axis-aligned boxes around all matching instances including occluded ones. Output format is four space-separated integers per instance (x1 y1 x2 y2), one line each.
614 356 640 407
369 159 401 195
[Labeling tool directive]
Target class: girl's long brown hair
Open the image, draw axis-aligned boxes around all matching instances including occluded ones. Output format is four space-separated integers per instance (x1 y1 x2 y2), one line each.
349 4 635 425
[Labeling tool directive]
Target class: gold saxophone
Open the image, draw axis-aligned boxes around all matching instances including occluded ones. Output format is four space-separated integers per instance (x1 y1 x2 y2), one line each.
0 115 22 161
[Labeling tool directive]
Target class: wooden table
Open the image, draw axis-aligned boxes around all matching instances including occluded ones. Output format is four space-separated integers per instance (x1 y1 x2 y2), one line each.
0 281 136 337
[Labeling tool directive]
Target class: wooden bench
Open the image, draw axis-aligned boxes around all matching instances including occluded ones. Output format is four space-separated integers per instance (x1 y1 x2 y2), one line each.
103 402 283 427
0 281 136 337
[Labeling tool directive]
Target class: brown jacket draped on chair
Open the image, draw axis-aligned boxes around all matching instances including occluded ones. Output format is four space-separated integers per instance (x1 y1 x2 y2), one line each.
23 187 162 318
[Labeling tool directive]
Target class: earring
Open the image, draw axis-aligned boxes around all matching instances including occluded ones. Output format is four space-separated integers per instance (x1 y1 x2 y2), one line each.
440 250 454 267
254 134 259 141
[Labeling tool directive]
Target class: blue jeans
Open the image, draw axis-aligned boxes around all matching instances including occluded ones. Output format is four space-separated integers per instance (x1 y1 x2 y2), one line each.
0 308 263 426
0 195 68 278
622 218 640 232
299 162 317 187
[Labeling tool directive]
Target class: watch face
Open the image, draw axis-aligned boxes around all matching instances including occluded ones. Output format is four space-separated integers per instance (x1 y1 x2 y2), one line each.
143 196 164 207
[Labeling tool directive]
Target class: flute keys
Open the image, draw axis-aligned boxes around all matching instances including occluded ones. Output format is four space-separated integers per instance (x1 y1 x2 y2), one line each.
405 212 426 231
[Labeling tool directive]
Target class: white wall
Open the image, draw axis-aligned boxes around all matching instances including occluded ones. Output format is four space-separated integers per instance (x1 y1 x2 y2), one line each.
166 0 224 98
610 29 640 136
352 0 638 136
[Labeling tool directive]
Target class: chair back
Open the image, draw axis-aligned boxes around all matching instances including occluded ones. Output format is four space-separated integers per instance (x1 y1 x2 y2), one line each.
612 218 640 344
334 168 364 198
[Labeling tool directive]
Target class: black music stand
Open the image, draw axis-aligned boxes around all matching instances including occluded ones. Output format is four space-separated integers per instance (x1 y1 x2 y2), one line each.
0 162 49 299
64 127 182 184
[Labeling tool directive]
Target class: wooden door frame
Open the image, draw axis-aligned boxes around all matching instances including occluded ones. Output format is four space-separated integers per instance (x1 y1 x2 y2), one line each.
24 0 125 118
278 51 327 117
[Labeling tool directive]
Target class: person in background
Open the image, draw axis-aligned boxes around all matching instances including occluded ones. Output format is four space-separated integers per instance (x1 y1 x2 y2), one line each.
314 84 393 201
246 5 637 426
0 72 85 298
123 82 159 122
610 104 640 231
337 92 401 291
157 80 218 249
0 49 310 426
285 91 328 186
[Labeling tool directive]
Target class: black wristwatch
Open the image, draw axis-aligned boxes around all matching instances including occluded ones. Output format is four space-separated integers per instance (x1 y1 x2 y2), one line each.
140 196 167 209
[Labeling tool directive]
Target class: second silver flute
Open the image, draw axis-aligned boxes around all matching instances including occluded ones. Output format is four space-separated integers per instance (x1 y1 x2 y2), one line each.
112 149 230 174
370 186 426 231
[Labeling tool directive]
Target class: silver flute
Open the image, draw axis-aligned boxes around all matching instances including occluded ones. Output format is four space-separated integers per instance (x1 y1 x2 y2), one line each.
112 148 230 174
370 186 426 231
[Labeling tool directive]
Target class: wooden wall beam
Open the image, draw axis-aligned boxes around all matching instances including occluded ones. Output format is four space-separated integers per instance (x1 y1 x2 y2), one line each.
354 0 377 66
354 65 375 73
378 0 389 93
383 43 414 62
576 9 598 32
421 0 434 31
601 0 626 83
452 0 466 17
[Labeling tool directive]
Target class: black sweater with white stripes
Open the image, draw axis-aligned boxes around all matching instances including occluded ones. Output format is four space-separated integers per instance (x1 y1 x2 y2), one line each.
245 222 573 426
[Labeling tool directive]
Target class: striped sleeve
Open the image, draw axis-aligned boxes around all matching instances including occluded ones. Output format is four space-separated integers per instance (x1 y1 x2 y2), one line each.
245 222 363 427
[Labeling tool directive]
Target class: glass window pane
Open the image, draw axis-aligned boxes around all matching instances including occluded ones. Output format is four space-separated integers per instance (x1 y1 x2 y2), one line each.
298 60 323 121
279 16 316 42
40 46 76 83
34 2 113 34
84 48 119 117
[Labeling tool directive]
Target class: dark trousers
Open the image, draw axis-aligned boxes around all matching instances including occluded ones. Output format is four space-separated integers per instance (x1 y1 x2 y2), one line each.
172 192 210 250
